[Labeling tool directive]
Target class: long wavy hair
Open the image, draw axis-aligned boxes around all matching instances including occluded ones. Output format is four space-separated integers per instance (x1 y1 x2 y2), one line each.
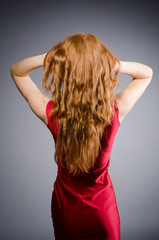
42 32 120 176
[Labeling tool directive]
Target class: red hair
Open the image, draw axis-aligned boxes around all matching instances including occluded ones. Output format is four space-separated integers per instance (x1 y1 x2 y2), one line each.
42 32 120 176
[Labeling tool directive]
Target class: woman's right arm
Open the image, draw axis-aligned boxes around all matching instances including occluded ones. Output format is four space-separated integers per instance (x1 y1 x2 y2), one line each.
115 61 153 124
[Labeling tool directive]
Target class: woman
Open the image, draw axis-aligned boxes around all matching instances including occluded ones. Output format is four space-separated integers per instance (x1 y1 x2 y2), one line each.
10 32 153 240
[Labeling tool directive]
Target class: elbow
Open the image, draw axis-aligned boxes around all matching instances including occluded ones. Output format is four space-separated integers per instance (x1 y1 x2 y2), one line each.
145 67 153 82
10 65 14 75
149 67 153 77
147 67 153 78
10 64 16 76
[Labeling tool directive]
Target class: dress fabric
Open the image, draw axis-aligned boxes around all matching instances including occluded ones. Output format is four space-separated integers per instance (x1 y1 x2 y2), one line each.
46 100 121 240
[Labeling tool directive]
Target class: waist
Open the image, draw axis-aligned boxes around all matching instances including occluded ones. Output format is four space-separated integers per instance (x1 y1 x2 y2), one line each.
56 163 110 187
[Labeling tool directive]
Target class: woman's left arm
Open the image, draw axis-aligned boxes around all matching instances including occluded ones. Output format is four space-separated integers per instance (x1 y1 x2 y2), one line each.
10 54 50 125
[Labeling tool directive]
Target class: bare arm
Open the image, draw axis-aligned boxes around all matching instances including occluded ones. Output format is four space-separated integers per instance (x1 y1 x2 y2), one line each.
10 53 51 126
115 61 153 124
10 54 46 77
117 61 153 79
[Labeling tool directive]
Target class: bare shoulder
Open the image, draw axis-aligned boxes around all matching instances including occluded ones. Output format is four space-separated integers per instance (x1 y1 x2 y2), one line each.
42 94 52 126
42 94 52 103
115 93 132 125
115 92 135 125
115 95 123 125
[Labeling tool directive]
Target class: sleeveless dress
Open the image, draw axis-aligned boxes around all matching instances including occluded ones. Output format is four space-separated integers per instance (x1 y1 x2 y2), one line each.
46 100 121 240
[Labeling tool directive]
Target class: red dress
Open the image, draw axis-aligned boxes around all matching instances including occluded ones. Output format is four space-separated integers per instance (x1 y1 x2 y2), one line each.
46 100 121 240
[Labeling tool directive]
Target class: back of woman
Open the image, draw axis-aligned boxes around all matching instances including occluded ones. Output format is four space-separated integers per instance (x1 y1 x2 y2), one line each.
46 97 120 240
11 32 153 240
43 33 153 240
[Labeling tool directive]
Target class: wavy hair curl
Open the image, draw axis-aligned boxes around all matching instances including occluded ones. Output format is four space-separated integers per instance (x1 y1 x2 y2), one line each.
42 32 120 176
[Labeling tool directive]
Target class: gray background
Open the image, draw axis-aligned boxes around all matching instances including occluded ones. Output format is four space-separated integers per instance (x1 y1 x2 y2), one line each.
1 0 159 239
